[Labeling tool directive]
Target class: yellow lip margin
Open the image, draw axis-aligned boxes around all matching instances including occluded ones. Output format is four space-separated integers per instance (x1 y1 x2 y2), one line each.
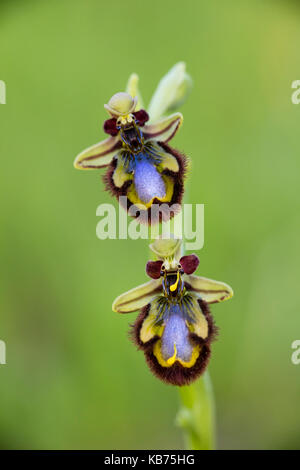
153 339 201 368
126 174 175 208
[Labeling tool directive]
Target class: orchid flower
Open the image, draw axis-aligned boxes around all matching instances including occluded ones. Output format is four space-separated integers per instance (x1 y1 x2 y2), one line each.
74 64 191 223
113 238 233 386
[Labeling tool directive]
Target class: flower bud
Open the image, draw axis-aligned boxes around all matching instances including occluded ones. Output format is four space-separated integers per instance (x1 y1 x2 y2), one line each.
148 62 192 121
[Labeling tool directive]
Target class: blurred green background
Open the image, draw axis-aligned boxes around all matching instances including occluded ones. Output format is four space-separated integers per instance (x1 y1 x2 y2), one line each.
0 0 299 450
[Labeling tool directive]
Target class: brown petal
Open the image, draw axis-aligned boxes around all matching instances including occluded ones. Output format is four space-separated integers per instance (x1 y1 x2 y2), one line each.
133 109 149 126
103 118 118 136
146 260 163 279
180 254 199 274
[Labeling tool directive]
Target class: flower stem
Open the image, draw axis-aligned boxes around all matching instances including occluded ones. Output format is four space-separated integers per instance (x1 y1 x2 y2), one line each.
176 371 216 450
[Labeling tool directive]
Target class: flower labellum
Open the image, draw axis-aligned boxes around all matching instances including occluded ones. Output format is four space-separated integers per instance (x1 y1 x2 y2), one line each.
112 238 233 386
74 91 187 223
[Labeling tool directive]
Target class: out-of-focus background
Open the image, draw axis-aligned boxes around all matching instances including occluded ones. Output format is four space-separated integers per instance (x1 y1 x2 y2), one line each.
0 0 299 450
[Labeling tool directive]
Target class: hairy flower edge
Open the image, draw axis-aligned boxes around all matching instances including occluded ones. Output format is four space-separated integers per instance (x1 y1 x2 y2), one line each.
130 299 218 386
102 142 188 223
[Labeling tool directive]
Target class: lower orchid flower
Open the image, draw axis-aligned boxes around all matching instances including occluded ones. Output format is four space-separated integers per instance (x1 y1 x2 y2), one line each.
113 238 233 386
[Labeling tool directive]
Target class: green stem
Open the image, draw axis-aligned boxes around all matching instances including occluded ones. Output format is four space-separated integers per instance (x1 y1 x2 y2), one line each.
176 371 216 450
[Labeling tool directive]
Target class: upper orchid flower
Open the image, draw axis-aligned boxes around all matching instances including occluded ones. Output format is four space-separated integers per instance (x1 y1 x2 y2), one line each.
112 238 233 386
74 85 188 223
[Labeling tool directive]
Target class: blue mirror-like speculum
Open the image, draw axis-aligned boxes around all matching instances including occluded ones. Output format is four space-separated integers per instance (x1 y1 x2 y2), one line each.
112 238 233 386
74 87 187 223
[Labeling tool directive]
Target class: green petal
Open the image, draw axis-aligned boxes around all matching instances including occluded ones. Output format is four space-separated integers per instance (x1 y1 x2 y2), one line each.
149 236 182 260
112 156 132 188
184 275 233 304
142 113 183 143
74 136 120 170
148 62 192 121
146 142 179 172
139 299 164 343
126 73 144 111
184 294 209 339
112 279 162 313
